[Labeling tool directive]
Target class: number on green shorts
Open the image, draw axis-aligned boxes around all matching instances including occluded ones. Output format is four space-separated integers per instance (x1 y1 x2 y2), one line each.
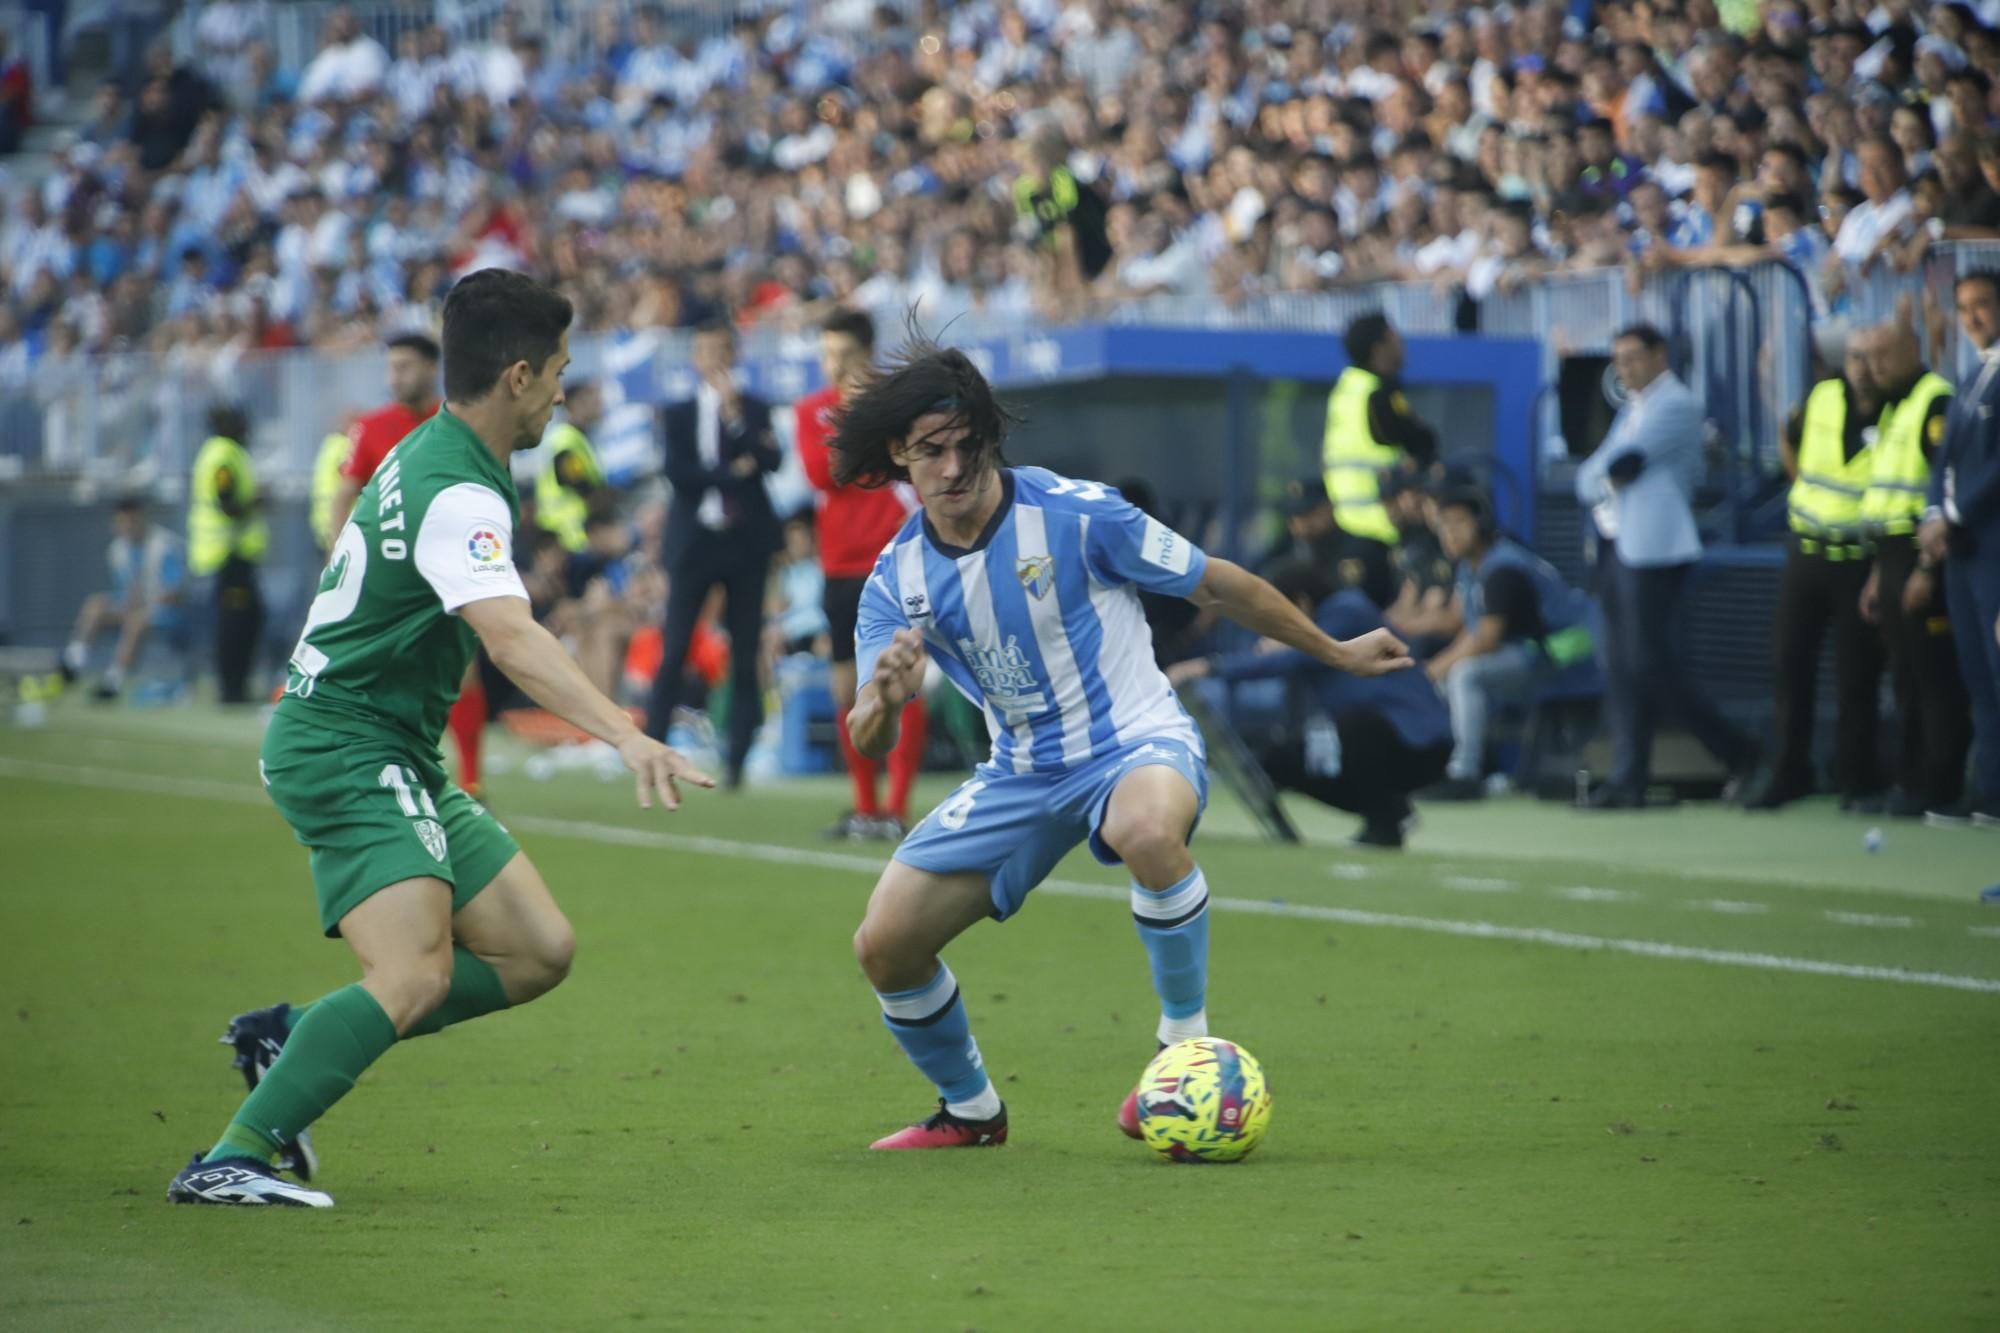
379 765 438 818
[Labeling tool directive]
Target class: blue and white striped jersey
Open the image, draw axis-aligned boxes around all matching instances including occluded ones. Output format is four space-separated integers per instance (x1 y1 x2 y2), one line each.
856 467 1208 774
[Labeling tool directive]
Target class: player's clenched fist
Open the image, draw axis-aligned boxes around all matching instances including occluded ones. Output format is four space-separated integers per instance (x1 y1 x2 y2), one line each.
1331 627 1415 677
872 627 928 707
617 733 716 811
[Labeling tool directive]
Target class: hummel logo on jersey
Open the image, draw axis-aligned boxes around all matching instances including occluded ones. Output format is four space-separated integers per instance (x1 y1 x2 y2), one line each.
1016 555 1055 600
904 592 931 620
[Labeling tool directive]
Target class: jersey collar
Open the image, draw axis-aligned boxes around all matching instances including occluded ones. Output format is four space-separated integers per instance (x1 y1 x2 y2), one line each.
433 405 516 495
923 469 1014 559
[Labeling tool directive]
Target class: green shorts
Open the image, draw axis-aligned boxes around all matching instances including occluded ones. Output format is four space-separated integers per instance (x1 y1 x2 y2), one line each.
260 714 519 936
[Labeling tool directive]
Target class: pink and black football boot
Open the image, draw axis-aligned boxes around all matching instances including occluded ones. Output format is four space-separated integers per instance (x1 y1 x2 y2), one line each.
870 1099 1009 1150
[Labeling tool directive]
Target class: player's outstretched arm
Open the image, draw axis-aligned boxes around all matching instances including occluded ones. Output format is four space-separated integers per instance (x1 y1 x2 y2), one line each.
460 595 715 810
847 627 926 759
1188 557 1414 677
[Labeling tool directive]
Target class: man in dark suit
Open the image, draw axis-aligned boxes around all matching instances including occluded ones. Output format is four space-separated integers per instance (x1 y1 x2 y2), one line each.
646 319 782 787
1920 270 2000 826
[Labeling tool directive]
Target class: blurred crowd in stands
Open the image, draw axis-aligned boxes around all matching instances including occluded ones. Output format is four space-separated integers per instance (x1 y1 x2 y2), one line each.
7 0 2000 381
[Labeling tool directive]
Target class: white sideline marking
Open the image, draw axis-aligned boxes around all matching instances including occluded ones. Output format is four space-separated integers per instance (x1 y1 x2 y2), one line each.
1693 899 1771 915
1326 863 1373 880
4 756 1999 996
1556 886 1636 903
1438 875 1517 893
1826 911 1919 929
1971 926 2000 940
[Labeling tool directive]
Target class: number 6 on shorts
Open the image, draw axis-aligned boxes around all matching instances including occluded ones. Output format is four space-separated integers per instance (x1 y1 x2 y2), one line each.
936 780 986 831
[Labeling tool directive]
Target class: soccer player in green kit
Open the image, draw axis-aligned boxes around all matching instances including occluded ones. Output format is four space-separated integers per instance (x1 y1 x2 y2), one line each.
168 270 712 1207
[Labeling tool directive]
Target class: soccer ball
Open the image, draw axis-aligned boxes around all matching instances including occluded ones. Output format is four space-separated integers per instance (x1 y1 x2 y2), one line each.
1133 1037 1272 1164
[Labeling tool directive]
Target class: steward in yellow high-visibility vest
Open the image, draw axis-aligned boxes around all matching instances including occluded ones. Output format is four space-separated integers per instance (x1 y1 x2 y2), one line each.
1321 314 1437 546
187 402 267 704
1750 350 1889 811
536 382 606 554
1860 370 1951 539
1858 322 1964 817
309 431 351 552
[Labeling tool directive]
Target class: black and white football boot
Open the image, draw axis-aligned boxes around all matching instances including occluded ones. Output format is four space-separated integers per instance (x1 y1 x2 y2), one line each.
167 1153 334 1207
221 1003 319 1181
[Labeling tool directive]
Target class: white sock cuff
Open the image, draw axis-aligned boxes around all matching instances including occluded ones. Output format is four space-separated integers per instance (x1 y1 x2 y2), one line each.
1158 1009 1209 1046
946 1083 1003 1121
1131 868 1208 926
876 964 958 1023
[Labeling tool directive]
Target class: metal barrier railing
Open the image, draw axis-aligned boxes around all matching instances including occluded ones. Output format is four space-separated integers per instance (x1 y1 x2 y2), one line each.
1832 241 2000 378
7 250 1978 503
169 0 903 85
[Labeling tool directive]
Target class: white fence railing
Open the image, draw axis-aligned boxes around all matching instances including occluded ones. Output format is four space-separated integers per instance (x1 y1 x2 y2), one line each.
9 249 1993 496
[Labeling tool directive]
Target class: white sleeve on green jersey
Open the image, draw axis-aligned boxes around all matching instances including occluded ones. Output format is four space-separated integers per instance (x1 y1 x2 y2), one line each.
415 482 531 614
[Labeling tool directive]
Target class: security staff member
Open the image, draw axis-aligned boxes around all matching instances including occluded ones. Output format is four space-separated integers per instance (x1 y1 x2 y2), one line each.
1745 328 1886 810
536 378 606 554
308 426 350 554
1919 269 2000 826
1322 313 1438 546
1859 318 1966 819
1255 475 1398 609
1168 560 1452 850
1380 472 1459 655
187 402 267 705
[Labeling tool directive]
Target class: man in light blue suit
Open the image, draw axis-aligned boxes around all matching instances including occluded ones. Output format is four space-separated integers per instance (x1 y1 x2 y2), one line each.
1574 324 1756 808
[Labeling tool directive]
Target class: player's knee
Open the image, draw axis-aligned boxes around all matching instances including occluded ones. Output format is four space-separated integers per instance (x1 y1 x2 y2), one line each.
370 954 454 1032
530 918 578 995
1102 810 1185 877
852 917 916 991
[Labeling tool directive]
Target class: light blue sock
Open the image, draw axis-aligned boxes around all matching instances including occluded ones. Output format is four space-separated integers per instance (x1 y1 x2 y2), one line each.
876 963 995 1114
1132 866 1210 1045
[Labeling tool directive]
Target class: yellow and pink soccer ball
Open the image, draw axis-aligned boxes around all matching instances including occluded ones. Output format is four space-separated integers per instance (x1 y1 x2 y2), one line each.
1133 1037 1273 1164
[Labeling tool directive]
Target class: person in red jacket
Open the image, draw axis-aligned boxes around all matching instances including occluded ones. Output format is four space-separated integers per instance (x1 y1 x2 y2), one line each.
796 309 927 839
326 333 441 536
324 331 487 798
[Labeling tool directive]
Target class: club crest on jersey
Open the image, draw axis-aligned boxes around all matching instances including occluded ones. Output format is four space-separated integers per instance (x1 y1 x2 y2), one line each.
413 818 448 862
1016 554 1055 600
465 526 509 576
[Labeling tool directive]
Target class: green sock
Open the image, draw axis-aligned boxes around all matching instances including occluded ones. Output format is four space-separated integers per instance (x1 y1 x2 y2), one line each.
205 984 397 1164
404 947 511 1039
281 1001 312 1032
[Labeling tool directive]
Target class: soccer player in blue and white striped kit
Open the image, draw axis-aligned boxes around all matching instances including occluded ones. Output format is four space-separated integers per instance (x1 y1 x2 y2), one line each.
837 339 1412 1149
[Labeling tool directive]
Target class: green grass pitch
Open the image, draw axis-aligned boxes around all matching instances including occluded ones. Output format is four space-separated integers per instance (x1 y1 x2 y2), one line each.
3 704 1999 1330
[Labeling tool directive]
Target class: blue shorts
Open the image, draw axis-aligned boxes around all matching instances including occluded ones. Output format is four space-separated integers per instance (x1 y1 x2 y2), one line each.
894 736 1208 921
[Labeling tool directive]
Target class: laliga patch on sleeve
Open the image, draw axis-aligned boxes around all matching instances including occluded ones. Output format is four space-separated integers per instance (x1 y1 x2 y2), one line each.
464 524 512 577
1140 516 1193 575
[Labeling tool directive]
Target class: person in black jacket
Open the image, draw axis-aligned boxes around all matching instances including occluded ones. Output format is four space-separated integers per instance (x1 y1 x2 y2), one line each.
645 319 782 787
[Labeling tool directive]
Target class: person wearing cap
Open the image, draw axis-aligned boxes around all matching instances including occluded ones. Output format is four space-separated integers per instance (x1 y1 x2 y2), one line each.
1168 560 1451 850
1257 474 1397 609
1322 312 1439 547
1381 469 1470 657
59 494 187 701
1743 326 1887 810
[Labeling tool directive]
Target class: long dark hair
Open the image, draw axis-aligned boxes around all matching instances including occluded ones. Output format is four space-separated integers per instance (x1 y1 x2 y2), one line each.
829 327 1018 489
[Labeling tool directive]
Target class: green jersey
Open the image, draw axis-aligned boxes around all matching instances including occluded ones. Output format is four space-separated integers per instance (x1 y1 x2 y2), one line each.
279 409 528 752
